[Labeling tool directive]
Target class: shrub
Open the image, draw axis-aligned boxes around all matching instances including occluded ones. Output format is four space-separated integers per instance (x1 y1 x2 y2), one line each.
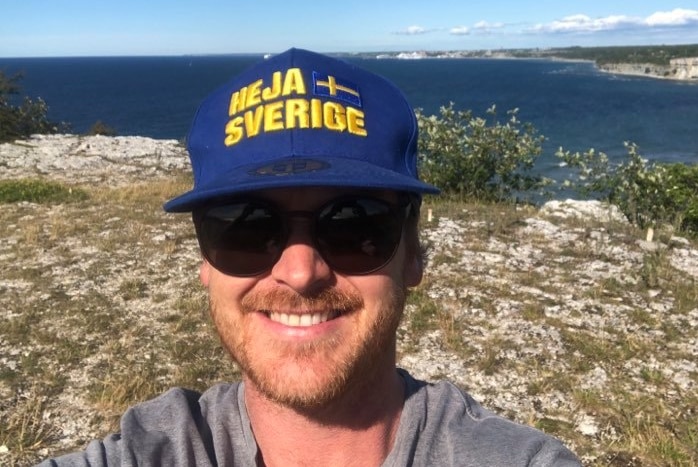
86 120 117 136
0 71 63 143
557 142 698 233
416 103 549 201
664 163 698 233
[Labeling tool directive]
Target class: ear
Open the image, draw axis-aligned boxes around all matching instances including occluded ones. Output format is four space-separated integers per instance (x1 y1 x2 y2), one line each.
199 260 212 287
403 252 423 288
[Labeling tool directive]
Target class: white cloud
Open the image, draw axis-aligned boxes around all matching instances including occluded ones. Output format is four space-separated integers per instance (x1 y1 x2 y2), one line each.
450 26 470 35
644 8 698 26
449 20 504 36
473 20 505 31
395 25 430 35
393 9 698 44
531 8 698 34
533 14 637 33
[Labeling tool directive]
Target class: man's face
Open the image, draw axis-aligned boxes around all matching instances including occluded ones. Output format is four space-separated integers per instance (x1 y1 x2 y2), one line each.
198 187 422 409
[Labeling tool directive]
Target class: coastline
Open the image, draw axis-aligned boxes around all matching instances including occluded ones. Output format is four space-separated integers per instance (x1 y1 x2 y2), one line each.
368 49 698 82
595 61 698 81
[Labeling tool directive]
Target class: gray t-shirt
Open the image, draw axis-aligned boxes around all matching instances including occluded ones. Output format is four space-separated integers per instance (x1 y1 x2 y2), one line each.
38 370 581 466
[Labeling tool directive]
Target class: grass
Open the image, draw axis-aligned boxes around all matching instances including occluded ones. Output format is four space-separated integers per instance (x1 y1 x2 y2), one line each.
0 386 58 464
1 180 697 466
0 178 89 204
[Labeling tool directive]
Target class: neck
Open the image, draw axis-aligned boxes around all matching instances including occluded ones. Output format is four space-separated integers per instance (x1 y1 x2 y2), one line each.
244 365 405 467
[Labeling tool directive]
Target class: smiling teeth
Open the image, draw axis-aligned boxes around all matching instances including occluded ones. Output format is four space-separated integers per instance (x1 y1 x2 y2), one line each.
269 312 334 327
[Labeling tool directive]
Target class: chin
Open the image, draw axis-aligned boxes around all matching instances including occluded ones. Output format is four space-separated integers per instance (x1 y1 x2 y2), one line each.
238 333 370 409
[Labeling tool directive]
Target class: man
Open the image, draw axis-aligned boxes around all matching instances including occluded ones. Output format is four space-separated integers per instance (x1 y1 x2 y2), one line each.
40 48 580 466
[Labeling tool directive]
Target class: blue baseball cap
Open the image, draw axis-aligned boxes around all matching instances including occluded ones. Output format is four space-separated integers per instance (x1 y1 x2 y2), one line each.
164 48 440 212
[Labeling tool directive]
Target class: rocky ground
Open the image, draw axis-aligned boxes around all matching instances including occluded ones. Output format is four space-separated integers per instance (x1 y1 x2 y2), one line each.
1 135 697 466
1 134 189 184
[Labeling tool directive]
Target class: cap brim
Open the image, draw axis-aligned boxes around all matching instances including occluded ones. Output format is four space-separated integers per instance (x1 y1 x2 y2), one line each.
164 156 439 212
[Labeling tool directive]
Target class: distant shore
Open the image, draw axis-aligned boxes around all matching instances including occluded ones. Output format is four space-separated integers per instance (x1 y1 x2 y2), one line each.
365 44 698 82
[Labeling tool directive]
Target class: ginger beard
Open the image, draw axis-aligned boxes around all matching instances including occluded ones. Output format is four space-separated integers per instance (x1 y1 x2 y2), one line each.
209 283 406 409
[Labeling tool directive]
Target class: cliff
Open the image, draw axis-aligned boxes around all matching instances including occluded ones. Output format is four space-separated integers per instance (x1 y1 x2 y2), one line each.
671 57 698 80
599 56 698 81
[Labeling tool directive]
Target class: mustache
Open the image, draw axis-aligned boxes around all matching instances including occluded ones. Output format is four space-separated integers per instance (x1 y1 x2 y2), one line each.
240 287 364 314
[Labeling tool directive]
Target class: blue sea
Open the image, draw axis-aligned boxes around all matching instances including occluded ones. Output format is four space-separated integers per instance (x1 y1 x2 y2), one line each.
2 55 697 181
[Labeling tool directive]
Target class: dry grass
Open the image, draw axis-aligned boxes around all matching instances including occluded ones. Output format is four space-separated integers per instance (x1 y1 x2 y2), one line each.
0 175 238 464
1 180 697 466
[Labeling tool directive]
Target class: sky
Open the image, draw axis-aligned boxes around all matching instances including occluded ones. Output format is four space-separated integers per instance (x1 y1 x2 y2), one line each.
2 1 698 57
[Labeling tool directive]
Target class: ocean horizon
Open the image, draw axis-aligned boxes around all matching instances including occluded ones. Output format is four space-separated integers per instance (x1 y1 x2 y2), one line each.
2 54 697 181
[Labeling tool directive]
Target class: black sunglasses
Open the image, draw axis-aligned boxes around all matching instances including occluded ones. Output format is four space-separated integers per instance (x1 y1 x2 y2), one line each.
193 195 413 277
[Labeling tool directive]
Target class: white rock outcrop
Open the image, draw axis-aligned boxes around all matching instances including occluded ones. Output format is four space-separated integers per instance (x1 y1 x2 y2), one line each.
670 57 698 80
600 57 698 81
1 134 189 185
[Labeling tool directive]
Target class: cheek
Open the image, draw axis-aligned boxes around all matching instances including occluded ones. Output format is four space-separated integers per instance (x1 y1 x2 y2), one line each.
350 273 402 307
203 265 259 305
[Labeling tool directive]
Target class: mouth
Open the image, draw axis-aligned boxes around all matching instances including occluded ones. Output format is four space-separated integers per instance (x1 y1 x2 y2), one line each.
267 310 341 327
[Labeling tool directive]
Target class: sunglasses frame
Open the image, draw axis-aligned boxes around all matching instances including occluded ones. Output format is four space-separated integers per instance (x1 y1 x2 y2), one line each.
192 193 417 277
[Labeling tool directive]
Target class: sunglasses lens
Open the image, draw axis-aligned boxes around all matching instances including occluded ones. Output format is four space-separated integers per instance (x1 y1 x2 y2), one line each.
196 196 408 276
196 202 284 276
316 198 406 274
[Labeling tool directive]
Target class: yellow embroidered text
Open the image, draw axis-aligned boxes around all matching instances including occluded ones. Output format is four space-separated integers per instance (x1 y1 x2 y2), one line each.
224 68 367 146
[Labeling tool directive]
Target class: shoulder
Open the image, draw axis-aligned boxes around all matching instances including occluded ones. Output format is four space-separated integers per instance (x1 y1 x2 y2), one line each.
38 383 246 467
125 383 239 423
396 371 581 466
400 370 503 424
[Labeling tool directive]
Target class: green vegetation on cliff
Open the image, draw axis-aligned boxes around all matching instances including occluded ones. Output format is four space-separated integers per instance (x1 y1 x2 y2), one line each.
417 104 698 236
542 43 698 65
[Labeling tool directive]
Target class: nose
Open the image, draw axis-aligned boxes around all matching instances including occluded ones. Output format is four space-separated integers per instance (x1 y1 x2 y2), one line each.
270 221 333 293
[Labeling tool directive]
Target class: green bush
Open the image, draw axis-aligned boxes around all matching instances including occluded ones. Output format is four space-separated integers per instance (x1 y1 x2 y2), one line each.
416 103 549 201
547 44 698 66
557 142 698 233
0 179 89 204
0 71 63 143
664 163 698 233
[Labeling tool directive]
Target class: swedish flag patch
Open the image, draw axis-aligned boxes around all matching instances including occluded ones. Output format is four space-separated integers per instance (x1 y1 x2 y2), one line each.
313 72 362 107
